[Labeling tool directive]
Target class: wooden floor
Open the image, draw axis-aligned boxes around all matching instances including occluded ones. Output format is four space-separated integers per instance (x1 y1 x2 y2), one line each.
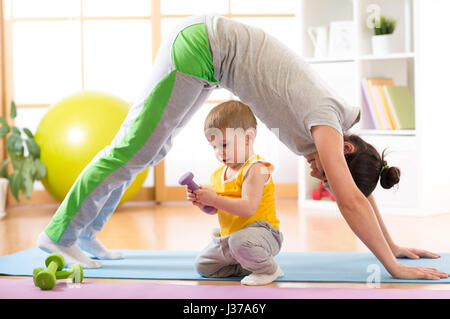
1 199 450 291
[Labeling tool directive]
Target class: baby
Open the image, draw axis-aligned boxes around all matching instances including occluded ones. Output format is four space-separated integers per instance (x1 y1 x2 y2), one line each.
186 100 284 286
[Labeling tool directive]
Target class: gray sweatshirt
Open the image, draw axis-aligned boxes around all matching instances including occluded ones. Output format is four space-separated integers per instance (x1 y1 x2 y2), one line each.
205 14 360 156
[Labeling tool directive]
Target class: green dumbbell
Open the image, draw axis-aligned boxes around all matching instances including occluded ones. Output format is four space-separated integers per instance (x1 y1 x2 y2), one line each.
33 263 84 289
56 264 84 284
33 267 45 287
34 253 66 290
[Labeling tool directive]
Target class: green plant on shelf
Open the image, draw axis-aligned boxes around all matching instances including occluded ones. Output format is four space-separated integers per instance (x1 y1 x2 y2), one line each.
372 15 397 35
0 101 47 202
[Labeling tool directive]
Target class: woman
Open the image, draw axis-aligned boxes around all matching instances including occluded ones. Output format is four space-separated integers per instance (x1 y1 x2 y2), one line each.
38 14 448 280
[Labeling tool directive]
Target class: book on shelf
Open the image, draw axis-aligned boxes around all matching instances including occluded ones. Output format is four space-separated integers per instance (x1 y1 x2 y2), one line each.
383 85 415 129
361 78 415 130
360 79 377 129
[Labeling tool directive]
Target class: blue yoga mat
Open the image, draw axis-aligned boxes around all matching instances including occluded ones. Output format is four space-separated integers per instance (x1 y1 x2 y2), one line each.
1 248 450 283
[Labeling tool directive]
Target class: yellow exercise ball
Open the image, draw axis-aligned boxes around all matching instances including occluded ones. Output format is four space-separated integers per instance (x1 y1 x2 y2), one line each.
35 91 149 206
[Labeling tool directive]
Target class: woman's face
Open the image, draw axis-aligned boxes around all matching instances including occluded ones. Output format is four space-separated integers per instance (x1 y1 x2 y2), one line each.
305 152 326 181
304 141 355 190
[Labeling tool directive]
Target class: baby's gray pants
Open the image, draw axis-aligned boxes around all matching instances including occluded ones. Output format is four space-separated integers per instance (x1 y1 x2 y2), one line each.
194 221 283 278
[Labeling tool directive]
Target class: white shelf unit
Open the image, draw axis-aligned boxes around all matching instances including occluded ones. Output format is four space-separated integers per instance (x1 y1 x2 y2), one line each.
298 0 450 216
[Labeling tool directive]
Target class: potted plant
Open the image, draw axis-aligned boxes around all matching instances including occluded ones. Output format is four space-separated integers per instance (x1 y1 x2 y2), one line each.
0 101 47 215
370 15 399 55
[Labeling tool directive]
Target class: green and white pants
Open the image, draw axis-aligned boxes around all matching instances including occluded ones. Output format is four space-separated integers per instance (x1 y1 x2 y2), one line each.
44 13 354 247
45 15 218 246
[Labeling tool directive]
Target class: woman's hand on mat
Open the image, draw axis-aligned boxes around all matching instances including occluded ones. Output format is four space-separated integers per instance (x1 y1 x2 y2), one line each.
392 245 441 259
193 185 218 207
390 263 449 280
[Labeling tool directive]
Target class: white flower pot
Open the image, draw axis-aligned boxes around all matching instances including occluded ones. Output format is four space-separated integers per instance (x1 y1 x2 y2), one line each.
371 34 400 56
0 178 8 219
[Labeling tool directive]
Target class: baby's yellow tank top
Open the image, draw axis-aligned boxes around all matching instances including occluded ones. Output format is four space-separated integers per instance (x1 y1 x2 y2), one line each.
210 154 280 237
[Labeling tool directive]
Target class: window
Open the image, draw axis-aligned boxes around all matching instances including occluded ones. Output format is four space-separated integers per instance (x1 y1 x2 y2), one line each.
2 0 300 201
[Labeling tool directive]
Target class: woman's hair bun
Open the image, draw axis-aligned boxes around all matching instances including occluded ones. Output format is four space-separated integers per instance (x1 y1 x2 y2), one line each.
379 162 401 189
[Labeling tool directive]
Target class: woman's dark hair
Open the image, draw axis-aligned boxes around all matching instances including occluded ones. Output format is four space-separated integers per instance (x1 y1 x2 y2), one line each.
343 134 401 197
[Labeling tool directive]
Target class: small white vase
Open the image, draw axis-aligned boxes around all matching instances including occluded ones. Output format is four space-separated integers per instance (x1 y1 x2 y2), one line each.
0 178 8 219
371 34 400 56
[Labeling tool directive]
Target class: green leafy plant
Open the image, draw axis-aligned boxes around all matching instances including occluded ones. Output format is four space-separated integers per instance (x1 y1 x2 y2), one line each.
372 15 397 35
0 101 47 202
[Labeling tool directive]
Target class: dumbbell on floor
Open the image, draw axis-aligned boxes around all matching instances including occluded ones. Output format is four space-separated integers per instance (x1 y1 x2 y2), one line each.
33 264 84 288
33 253 84 290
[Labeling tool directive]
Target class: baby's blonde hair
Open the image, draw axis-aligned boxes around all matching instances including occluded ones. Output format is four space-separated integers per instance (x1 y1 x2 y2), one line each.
204 100 257 139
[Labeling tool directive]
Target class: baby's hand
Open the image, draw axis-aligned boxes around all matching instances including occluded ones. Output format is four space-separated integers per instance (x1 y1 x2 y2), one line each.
186 187 197 202
186 187 205 209
194 185 218 207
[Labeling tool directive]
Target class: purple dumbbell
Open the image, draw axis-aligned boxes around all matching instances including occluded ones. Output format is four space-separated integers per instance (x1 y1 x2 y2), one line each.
178 172 216 214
